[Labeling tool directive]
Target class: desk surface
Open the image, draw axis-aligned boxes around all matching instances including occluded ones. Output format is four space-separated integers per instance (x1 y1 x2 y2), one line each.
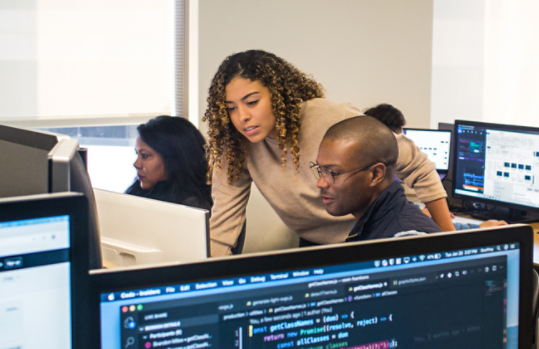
405 191 539 263
452 217 539 263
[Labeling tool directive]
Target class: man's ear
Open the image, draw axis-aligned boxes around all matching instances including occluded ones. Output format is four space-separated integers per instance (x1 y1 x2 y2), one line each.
369 163 387 186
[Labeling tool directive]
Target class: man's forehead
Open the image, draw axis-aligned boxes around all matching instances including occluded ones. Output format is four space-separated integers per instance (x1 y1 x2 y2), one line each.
318 138 363 166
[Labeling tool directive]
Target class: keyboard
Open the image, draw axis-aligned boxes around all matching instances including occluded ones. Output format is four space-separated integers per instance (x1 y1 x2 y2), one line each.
452 216 484 225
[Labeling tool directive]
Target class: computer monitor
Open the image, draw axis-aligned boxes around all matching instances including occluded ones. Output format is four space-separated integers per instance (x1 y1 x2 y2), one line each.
89 225 533 349
453 120 539 223
49 139 103 269
403 128 452 176
0 124 67 198
0 126 102 269
0 192 90 349
94 189 209 268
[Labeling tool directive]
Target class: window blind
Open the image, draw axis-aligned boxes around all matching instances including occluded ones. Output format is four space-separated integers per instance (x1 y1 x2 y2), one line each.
0 0 183 126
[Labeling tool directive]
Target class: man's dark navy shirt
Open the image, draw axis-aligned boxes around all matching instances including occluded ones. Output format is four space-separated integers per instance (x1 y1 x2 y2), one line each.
346 181 442 242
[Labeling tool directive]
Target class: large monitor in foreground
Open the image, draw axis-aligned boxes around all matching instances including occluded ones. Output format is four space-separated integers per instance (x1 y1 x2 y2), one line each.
90 225 533 349
0 193 90 349
453 120 539 222
403 128 452 176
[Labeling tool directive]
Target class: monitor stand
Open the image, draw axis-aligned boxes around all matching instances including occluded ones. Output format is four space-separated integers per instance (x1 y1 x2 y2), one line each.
471 207 539 224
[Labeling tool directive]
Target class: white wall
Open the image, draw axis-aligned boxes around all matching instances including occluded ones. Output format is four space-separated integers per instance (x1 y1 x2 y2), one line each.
431 0 539 128
431 0 485 128
197 0 434 134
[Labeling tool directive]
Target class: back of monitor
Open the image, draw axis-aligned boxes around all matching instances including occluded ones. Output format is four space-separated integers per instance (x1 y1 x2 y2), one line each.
94 189 209 268
0 124 67 198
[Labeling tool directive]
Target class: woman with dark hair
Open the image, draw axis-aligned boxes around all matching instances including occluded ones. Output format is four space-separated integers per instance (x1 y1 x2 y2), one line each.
364 103 406 134
126 115 212 210
204 49 454 256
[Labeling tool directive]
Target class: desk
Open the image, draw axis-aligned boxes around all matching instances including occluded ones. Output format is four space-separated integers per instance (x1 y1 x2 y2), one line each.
102 260 119 269
447 215 539 263
405 191 539 263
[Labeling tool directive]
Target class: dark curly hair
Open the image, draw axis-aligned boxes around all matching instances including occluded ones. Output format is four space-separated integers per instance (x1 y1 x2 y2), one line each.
202 50 325 184
363 103 407 134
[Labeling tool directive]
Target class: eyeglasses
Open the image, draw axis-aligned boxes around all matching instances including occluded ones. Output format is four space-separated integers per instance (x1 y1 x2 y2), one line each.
310 161 378 185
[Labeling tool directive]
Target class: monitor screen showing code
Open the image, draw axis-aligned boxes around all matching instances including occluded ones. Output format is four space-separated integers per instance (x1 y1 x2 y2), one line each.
101 244 520 349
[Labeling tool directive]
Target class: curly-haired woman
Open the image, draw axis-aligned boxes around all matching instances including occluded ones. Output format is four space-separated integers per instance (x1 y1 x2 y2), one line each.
204 50 454 256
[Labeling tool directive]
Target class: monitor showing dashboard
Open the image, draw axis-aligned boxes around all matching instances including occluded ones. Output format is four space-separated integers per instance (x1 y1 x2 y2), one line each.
403 128 452 173
453 120 539 222
0 193 89 349
91 225 533 349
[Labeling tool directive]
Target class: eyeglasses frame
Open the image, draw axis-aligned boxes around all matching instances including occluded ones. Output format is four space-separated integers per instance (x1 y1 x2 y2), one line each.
309 161 381 185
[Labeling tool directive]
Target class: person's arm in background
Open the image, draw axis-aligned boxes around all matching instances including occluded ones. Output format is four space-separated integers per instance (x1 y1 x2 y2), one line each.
209 163 253 257
424 198 456 231
453 220 508 230
394 133 455 231
422 201 509 230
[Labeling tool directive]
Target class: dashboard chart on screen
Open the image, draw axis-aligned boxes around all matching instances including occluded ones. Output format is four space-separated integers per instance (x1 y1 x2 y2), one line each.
454 120 539 222
93 226 532 349
403 128 452 176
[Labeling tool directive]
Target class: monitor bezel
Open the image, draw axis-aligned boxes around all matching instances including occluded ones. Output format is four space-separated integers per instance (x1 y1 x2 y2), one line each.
403 127 452 174
89 225 534 349
437 123 456 177
0 192 90 349
452 119 539 213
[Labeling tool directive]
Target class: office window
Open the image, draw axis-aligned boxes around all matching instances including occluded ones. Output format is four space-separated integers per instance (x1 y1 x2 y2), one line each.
1 0 187 191
0 0 181 120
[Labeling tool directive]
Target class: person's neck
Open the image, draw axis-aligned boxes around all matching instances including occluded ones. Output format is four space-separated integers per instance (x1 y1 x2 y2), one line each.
351 178 394 220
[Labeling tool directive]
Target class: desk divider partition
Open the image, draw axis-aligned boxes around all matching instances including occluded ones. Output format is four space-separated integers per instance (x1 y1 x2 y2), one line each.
94 189 209 268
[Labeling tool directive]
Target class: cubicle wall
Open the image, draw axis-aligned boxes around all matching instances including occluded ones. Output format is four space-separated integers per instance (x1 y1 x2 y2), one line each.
95 189 209 268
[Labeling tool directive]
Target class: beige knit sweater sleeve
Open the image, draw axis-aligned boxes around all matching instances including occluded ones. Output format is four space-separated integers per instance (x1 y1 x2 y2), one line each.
209 164 252 257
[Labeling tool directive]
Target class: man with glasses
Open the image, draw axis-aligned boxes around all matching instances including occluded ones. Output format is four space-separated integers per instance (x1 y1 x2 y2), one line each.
312 116 441 241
